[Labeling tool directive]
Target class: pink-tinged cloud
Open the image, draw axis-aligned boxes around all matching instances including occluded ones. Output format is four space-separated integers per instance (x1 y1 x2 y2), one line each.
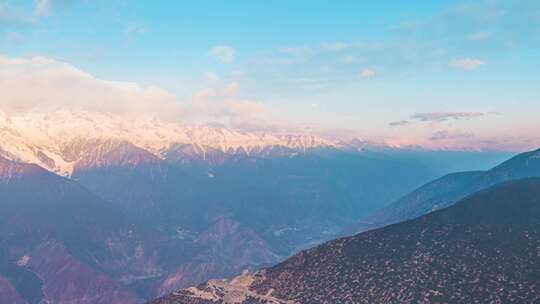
383 133 538 152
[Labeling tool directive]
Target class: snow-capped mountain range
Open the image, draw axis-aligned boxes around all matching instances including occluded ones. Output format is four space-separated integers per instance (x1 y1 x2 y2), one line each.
0 109 340 175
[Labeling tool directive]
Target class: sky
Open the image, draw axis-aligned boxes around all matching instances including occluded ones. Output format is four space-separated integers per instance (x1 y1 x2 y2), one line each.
0 0 539 151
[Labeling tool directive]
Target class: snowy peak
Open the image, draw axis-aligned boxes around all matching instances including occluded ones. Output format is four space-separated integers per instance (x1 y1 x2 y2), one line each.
0 110 340 175
61 138 160 170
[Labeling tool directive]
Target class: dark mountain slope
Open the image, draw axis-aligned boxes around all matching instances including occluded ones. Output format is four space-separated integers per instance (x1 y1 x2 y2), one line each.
354 147 540 233
0 157 142 304
153 178 540 304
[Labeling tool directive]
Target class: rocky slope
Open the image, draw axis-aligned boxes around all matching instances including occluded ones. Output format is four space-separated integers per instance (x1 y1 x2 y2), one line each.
352 147 540 233
0 156 144 304
152 178 540 304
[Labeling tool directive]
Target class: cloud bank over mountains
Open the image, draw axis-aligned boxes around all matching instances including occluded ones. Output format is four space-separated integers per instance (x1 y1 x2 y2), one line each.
0 55 180 117
0 55 268 128
0 53 536 152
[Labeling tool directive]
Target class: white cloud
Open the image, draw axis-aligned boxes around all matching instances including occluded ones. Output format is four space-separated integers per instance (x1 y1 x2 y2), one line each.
0 54 270 127
210 45 236 64
359 68 376 78
449 58 485 70
187 81 265 125
0 55 181 119
221 99 265 119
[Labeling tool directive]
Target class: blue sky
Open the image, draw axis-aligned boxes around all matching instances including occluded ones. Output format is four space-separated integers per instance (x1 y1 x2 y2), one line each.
1 0 539 151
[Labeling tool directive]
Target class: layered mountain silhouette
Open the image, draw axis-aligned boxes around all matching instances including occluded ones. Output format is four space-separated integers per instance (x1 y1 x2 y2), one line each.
0 111 523 303
0 148 462 302
71 148 440 296
152 178 540 304
352 148 540 233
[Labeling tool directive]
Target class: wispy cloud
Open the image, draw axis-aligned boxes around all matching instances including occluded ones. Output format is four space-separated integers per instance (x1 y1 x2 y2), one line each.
254 0 539 94
210 45 236 64
390 112 486 127
389 120 411 127
411 112 484 122
449 58 485 70
429 130 474 141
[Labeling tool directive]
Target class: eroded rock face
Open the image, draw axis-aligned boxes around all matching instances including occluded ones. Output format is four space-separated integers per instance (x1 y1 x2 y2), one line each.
27 241 141 304
151 273 293 304
153 179 540 304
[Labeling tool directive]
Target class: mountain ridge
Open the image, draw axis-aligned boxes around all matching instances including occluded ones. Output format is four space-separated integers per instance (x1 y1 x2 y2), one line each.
0 110 339 175
351 147 540 233
151 178 540 304
0 109 513 176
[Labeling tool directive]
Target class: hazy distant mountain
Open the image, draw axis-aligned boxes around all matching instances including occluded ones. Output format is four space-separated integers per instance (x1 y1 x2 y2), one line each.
152 178 540 304
0 110 510 176
352 147 540 233
0 110 337 175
